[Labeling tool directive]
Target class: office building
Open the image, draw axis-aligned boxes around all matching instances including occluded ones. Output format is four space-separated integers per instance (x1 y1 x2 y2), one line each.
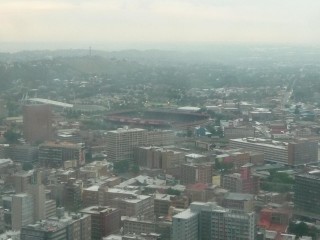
106 128 148 162
294 170 320 220
28 183 46 221
80 206 120 240
23 104 52 143
12 193 34 230
229 138 318 166
39 141 85 168
7 144 38 163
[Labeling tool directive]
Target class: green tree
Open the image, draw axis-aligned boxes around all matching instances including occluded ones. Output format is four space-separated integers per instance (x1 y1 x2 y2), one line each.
3 130 21 143
167 188 181 196
22 162 34 171
288 222 309 238
132 163 140 175
113 160 130 173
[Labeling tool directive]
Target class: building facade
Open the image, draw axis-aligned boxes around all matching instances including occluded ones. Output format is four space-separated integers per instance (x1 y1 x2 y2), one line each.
23 104 52 143
294 170 320 220
80 206 120 240
230 138 318 166
106 128 148 162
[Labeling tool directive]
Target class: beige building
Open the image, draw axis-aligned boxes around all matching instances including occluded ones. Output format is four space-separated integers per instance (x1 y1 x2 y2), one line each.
147 130 175 146
80 206 120 240
106 128 148 162
12 193 34 230
230 138 318 166
109 195 154 220
181 163 213 185
23 104 52 143
28 184 46 221
134 146 184 170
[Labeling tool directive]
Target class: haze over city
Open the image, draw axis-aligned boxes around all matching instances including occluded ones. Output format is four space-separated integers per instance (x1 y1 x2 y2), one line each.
1 0 320 52
2 1 320 240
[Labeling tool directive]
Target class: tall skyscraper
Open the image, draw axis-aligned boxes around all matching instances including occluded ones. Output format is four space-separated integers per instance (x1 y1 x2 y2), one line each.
23 104 52 143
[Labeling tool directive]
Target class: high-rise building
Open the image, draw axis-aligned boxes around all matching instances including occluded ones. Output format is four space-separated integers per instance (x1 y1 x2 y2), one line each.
12 193 34 230
80 206 120 240
106 128 148 162
28 184 46 221
294 170 320 220
23 104 52 143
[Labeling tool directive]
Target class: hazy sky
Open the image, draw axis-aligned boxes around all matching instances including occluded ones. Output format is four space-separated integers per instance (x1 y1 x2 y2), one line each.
1 0 320 48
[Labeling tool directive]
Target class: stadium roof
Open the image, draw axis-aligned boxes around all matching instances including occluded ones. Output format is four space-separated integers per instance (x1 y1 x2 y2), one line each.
28 98 73 108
